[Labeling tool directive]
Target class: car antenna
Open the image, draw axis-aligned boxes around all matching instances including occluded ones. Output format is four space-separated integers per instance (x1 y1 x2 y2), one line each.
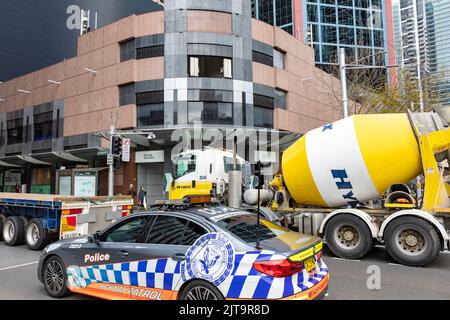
255 161 263 250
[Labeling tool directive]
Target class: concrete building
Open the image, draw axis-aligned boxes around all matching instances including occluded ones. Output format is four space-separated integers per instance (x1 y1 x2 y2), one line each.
0 0 160 81
251 0 397 82
0 0 342 201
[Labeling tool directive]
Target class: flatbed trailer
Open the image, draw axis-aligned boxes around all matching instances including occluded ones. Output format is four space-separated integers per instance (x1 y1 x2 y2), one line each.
0 193 133 250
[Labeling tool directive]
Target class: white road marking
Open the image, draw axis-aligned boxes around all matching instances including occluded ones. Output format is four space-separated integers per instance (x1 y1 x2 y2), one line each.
388 263 404 267
332 257 361 262
0 261 39 272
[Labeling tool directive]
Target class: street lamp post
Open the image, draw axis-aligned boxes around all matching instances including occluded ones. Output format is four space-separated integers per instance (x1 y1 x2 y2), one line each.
339 48 349 118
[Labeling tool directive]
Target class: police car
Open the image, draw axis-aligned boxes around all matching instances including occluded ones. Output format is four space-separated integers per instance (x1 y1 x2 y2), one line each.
38 201 329 300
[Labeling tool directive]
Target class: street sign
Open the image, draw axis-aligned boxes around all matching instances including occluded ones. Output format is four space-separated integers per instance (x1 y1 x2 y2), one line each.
122 138 131 162
107 154 114 166
97 150 108 156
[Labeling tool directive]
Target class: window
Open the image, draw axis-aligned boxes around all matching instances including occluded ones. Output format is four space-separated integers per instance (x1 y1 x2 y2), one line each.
7 119 23 145
357 28 372 47
322 25 337 43
254 94 274 109
254 106 274 128
339 27 355 45
322 45 338 63
188 102 233 125
119 83 136 106
188 56 232 79
274 89 287 109
216 214 288 246
136 91 164 105
320 5 336 24
373 30 384 47
34 112 53 141
181 222 208 246
355 10 370 27
174 154 197 179
253 51 274 67
136 45 164 59
275 0 293 26
273 49 285 69
307 4 318 22
147 216 187 245
137 104 164 127
101 216 152 243
120 39 136 62
337 0 353 6
338 7 354 26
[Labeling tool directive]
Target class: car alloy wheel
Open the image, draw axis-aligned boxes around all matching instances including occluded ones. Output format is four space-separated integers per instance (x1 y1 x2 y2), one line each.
185 286 219 300
44 259 65 296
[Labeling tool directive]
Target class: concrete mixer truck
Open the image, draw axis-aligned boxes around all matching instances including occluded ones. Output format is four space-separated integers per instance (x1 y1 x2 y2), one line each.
167 111 450 267
244 111 450 267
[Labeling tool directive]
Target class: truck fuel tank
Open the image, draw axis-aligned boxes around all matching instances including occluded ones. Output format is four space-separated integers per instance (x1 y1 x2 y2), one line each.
282 114 422 208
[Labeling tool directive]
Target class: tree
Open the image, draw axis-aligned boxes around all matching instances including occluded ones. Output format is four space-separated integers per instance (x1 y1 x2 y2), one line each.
320 53 445 115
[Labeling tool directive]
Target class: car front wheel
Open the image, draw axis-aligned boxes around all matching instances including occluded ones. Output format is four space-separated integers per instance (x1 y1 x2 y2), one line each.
43 256 70 298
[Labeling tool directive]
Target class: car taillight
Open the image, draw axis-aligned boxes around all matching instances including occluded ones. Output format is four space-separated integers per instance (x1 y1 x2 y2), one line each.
253 259 303 278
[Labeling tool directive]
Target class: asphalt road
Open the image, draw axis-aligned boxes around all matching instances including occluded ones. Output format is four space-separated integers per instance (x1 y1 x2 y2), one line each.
0 242 449 300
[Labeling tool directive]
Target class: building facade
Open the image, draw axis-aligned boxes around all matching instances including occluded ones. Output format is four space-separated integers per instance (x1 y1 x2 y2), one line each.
252 0 397 81
0 0 160 81
425 0 450 106
0 0 341 201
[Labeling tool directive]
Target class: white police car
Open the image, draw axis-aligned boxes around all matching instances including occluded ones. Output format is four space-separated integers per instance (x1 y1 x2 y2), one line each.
38 204 329 300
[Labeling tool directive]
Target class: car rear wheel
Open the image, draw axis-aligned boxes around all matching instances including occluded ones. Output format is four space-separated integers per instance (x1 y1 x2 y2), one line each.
3 216 25 246
43 256 70 298
179 281 224 300
26 219 49 251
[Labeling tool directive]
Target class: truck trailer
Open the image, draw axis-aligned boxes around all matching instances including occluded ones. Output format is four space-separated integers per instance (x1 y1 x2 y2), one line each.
0 193 133 250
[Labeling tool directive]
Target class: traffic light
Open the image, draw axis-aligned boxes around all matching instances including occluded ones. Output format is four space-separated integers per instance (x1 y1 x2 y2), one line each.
112 136 123 157
113 157 121 170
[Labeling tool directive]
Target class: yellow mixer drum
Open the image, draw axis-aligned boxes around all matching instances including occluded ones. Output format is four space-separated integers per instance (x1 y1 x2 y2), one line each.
282 114 422 208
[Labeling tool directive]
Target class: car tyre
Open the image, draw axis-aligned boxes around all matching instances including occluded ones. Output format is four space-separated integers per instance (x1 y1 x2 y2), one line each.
3 216 25 246
26 218 50 251
43 256 70 298
0 214 6 242
325 214 373 260
179 280 224 300
384 216 440 267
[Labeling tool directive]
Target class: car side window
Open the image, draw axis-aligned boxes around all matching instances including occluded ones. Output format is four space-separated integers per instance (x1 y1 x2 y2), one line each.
100 216 152 243
146 215 188 245
180 221 208 246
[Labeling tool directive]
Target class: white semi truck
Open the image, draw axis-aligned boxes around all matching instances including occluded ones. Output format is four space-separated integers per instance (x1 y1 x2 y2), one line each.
170 111 450 267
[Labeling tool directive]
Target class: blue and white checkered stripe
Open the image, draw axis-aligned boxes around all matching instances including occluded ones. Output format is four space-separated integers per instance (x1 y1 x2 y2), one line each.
66 251 328 300
217 250 328 299
67 259 183 291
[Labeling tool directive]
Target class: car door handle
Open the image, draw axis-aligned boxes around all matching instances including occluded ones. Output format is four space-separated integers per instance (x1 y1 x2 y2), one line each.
171 253 186 262
119 250 129 258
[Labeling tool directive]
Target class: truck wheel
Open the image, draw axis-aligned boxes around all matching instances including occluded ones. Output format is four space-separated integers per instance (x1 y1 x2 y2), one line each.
43 256 70 298
0 214 6 242
325 214 373 260
26 219 49 251
179 280 224 300
3 216 25 246
384 217 440 267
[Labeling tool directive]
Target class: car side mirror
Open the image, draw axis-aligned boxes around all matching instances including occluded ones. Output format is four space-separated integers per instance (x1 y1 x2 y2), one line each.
88 231 101 244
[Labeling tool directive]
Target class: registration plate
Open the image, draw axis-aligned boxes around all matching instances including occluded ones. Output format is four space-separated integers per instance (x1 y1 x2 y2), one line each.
304 257 316 272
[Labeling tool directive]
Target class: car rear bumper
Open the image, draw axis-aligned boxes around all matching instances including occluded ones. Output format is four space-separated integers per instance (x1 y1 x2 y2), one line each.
280 273 329 300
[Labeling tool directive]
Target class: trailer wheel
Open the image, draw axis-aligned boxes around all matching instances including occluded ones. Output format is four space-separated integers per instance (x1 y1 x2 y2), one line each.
26 219 49 251
384 216 440 267
325 214 373 260
2 216 25 246
0 214 6 242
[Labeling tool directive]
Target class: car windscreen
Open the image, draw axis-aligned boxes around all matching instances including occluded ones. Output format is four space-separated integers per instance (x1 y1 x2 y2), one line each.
216 214 288 246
